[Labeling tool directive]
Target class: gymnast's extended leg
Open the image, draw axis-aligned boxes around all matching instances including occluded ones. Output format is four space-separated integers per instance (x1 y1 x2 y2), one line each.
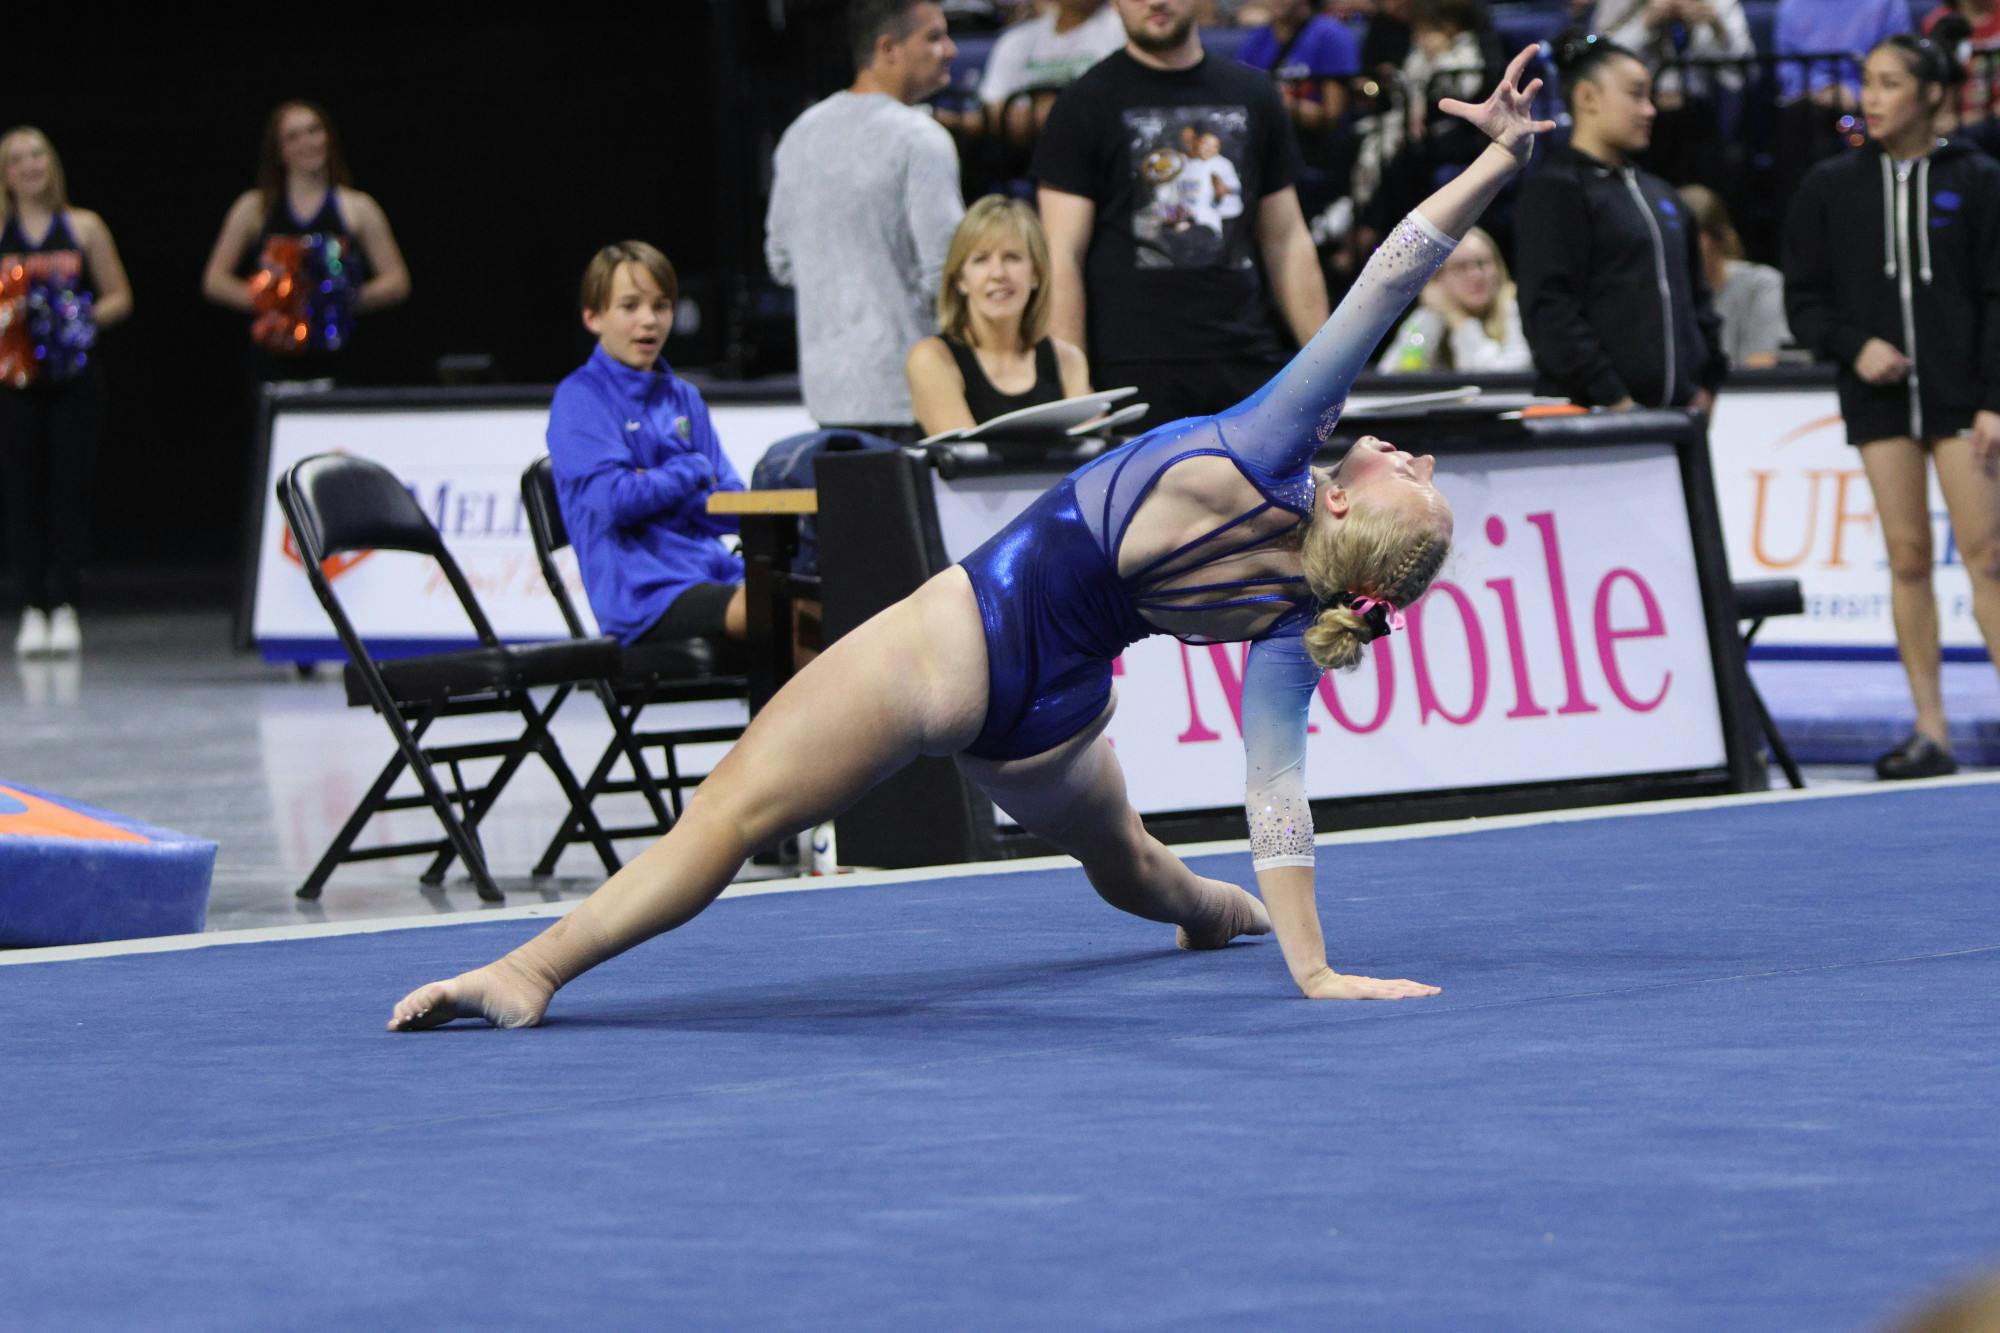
387 568 992 1030
957 705 1272 950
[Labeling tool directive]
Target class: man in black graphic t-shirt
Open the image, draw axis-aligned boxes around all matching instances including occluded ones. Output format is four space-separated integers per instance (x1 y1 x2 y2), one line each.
1034 0 1329 429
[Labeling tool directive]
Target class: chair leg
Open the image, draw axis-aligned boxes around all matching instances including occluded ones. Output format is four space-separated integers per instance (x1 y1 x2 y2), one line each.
1748 682 1806 790
532 726 630 876
1738 617 1804 791
381 708 504 903
527 707 623 876
605 684 673 827
418 697 553 890
297 746 411 900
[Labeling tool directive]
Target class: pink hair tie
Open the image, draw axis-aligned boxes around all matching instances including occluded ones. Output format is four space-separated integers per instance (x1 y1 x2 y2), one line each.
1347 594 1406 634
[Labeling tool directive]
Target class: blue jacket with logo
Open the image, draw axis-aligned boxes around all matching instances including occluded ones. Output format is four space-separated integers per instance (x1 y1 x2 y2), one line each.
547 345 744 643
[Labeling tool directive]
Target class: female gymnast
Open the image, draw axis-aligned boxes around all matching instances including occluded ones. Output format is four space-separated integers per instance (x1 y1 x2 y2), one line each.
390 50 1555 1030
906 194 1092 439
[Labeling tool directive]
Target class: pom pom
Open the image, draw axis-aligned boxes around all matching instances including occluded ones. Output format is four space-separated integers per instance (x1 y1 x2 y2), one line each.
250 232 357 354
0 254 96 386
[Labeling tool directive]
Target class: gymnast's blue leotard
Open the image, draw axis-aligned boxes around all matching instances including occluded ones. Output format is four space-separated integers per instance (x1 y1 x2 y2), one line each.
957 211 1456 869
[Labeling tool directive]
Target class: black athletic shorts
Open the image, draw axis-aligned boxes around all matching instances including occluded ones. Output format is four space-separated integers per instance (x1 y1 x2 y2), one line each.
638 582 739 644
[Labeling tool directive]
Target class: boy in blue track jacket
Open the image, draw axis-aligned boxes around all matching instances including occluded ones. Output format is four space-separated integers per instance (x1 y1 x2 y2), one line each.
547 242 746 648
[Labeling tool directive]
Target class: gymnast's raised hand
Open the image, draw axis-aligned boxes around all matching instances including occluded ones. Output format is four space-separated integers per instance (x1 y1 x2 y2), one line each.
1440 44 1558 164
388 58 1558 1030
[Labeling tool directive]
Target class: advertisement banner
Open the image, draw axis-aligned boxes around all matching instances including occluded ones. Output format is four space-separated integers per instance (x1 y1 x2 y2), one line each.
1707 389 1981 653
251 399 812 654
941 446 1726 810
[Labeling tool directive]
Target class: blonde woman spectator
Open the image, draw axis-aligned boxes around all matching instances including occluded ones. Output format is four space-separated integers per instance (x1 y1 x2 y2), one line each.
1678 184 1789 367
1377 225 1529 371
908 196 1092 437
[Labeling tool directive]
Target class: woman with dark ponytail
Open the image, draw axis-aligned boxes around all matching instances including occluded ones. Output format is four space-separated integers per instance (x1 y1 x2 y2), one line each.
1514 35 1727 413
1783 22 2000 780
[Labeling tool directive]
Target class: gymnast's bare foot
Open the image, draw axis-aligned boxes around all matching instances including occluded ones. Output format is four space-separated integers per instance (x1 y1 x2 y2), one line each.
1175 878 1273 951
387 957 553 1031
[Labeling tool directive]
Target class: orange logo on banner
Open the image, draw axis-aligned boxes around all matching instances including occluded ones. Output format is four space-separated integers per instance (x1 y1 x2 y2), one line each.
277 448 376 580
279 525 374 580
0 785 150 844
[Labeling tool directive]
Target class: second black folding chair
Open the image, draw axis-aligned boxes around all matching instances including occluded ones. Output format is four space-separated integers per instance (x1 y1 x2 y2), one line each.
520 456 749 875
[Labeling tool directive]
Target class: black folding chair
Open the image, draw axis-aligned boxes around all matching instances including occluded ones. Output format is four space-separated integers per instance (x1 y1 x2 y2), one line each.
521 456 750 874
277 453 629 901
1734 578 1807 791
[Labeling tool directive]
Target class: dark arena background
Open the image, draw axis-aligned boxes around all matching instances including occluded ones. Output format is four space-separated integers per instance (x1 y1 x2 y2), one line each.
7 0 852 591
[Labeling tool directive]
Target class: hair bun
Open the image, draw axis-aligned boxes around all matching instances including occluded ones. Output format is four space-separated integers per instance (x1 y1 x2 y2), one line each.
1551 31 1608 75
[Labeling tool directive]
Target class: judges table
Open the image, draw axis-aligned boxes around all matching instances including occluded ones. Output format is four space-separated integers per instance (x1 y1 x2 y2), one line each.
705 488 817 714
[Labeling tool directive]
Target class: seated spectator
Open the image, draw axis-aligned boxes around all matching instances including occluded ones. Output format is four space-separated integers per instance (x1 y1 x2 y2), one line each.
1239 0 1364 128
908 196 1093 437
1924 1 2000 140
1589 0 1755 101
548 243 747 652
1351 0 1488 233
1376 225 1530 371
1241 1 1366 219
1360 0 1414 75
1590 0 1756 183
1775 0 1910 107
978 0 1126 144
1678 184 1790 367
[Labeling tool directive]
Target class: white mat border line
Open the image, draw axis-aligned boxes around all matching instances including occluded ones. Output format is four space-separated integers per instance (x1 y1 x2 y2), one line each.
6 770 1995 968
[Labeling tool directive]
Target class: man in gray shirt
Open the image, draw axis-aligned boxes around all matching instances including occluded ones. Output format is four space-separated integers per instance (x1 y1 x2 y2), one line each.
766 0 967 438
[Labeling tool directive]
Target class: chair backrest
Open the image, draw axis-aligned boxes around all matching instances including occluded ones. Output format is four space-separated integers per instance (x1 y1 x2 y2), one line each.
520 456 591 640
278 452 499 646
282 453 446 559
522 455 570 552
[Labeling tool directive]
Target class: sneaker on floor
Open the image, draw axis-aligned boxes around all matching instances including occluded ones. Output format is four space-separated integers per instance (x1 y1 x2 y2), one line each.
44 605 80 655
1875 732 1957 780
14 607 48 657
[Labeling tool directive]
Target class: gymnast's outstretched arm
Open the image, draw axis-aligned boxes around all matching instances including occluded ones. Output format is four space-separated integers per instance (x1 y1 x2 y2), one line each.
1231 51 1554 1000
1221 47 1556 471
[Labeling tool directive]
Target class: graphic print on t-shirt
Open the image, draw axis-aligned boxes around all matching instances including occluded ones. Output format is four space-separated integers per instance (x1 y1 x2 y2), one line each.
1125 105 1253 271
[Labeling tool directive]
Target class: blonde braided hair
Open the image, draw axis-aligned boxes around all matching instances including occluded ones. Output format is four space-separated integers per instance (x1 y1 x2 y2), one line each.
1300 500 1450 672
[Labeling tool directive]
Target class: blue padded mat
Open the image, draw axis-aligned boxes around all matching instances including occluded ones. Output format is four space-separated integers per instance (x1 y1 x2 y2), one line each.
0 779 216 946
3 783 1997 1329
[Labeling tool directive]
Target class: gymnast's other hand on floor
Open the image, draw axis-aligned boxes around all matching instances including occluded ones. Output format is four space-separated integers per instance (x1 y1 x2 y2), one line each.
1296 966 1441 1001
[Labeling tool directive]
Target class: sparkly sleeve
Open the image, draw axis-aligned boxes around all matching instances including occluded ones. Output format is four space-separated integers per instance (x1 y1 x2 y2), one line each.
1241 629 1322 871
1217 210 1458 476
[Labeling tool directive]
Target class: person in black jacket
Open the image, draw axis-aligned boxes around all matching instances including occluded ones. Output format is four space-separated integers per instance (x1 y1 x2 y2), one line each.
1514 37 1726 412
1783 27 2000 781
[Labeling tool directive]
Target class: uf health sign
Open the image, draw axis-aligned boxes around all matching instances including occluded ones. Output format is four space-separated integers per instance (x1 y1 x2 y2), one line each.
250 399 811 655
1708 389 1983 652
939 446 1728 812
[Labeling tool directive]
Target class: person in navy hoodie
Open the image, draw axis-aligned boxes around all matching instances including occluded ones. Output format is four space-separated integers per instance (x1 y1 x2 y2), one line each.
1513 36 1726 413
546 242 746 654
1784 24 2000 781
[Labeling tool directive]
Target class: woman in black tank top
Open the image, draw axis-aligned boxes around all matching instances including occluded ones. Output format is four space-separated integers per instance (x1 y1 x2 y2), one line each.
0 126 134 657
200 100 411 385
907 195 1091 439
